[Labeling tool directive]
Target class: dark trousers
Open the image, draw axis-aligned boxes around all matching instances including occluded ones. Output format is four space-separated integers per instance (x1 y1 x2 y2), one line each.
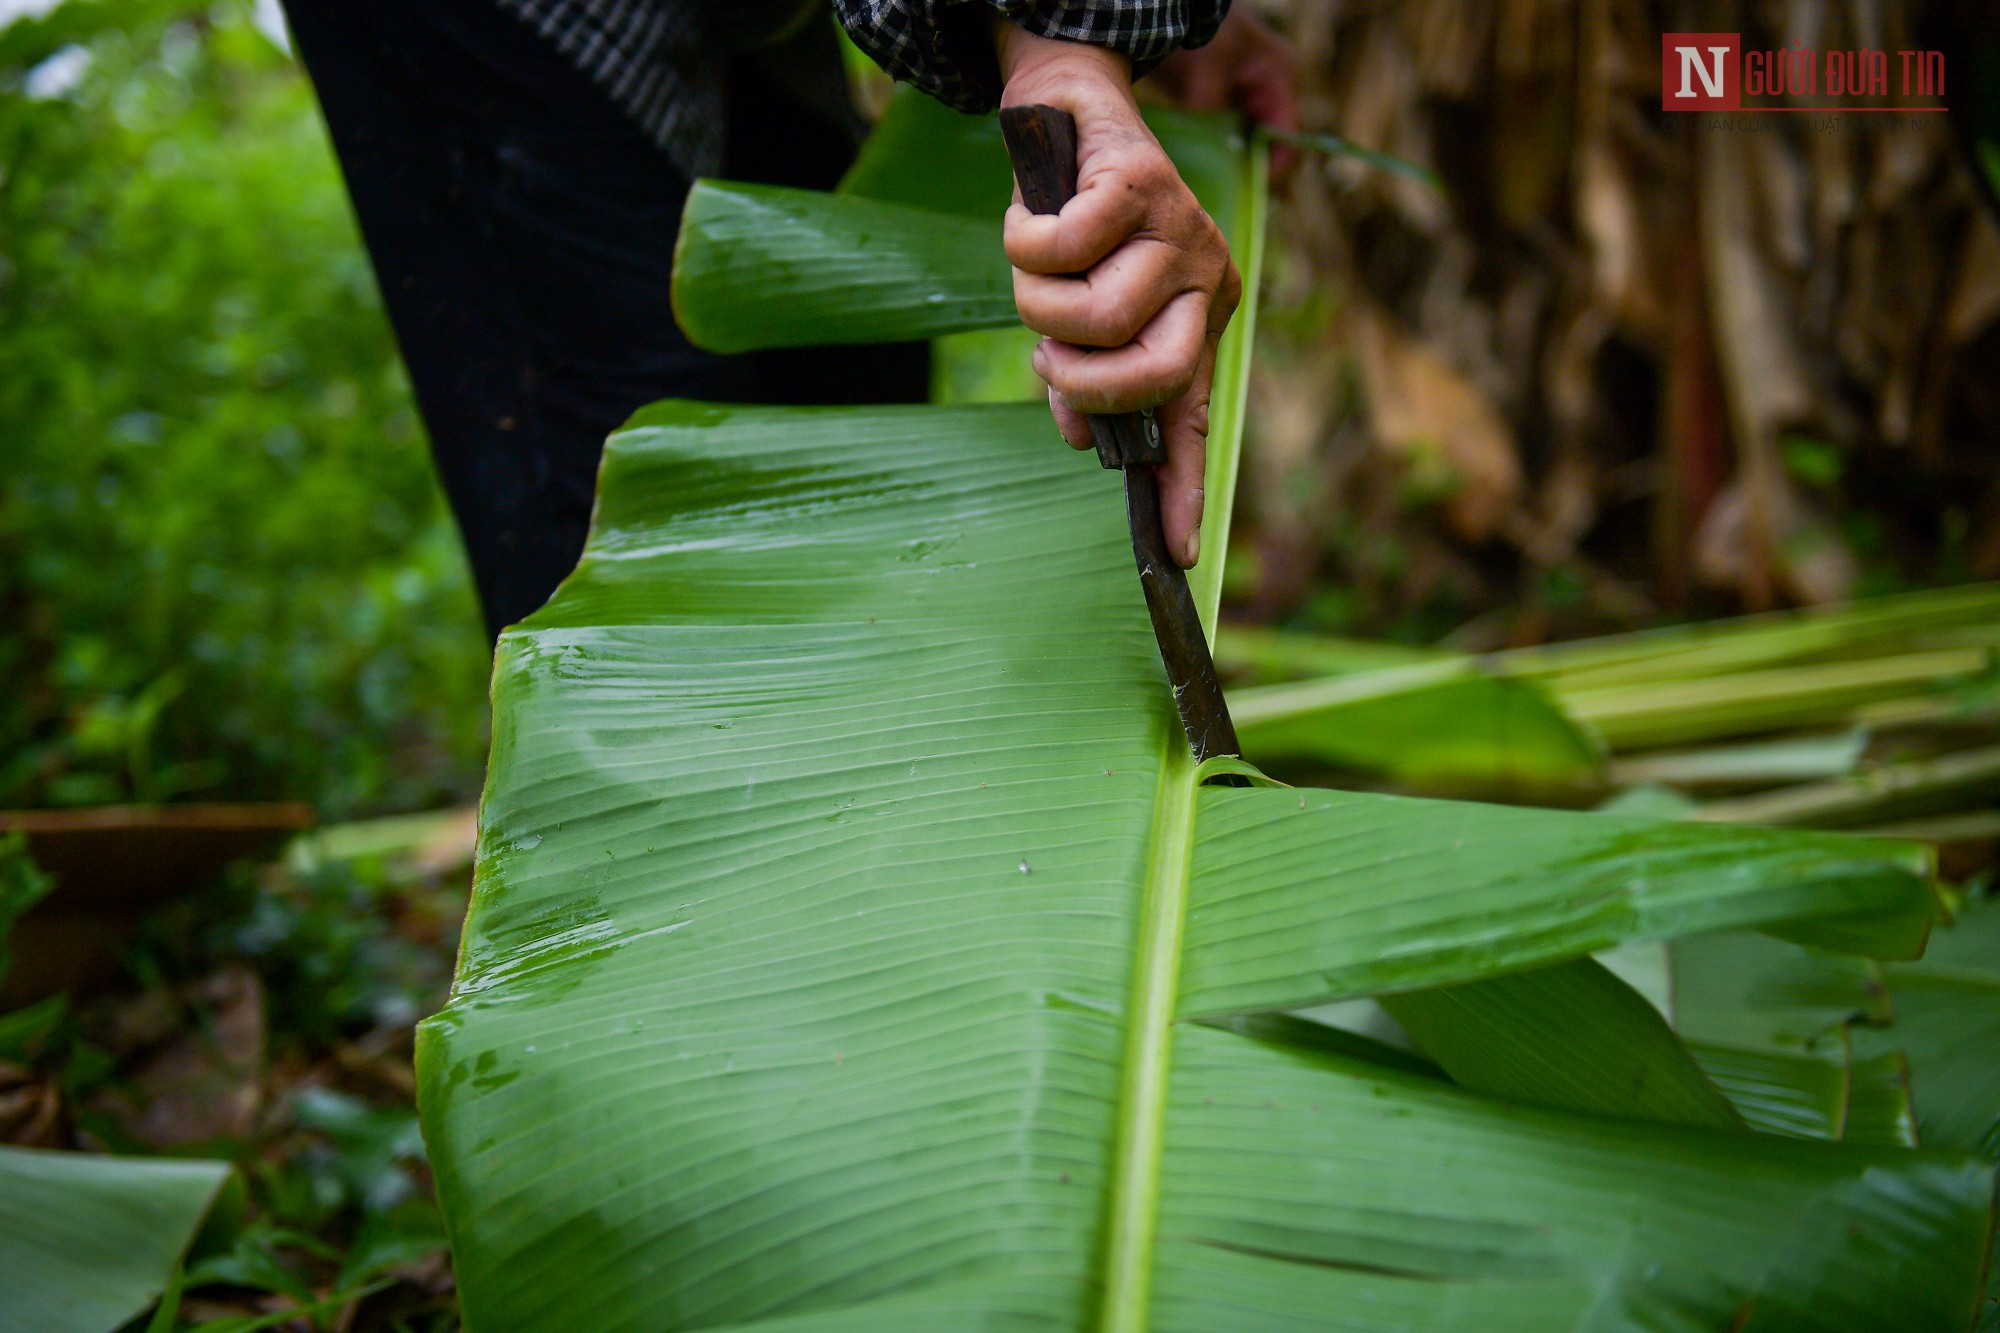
281 0 929 636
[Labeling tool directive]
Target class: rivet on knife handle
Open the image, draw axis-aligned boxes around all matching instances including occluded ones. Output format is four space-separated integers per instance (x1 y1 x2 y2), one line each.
999 103 1243 768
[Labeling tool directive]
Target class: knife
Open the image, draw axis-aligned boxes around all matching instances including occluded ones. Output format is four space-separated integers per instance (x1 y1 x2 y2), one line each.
999 103 1243 767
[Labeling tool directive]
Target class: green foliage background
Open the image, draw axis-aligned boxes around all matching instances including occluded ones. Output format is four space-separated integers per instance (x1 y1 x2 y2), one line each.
0 3 489 816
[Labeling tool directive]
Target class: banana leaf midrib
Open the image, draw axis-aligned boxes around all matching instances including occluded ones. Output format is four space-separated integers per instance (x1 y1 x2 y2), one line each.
1093 127 1267 1333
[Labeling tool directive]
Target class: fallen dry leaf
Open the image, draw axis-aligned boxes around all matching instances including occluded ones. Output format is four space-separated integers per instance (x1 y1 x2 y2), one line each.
1355 307 1523 541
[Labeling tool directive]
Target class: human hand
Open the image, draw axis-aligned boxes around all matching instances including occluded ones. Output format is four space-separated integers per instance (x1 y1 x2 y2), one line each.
1149 7 1302 182
994 27 1240 568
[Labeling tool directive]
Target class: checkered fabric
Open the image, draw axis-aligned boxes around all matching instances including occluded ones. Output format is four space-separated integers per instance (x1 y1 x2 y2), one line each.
497 0 723 175
835 0 1228 112
495 0 1229 176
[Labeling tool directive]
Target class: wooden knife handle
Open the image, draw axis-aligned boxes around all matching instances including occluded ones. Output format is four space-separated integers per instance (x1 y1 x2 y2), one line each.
999 105 1167 472
999 103 1079 217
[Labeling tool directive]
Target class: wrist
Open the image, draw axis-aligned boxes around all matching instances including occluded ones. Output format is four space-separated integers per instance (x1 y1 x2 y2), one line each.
991 20 1134 106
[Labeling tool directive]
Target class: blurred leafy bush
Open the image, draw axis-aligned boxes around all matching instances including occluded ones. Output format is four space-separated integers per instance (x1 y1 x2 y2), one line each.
0 2 488 816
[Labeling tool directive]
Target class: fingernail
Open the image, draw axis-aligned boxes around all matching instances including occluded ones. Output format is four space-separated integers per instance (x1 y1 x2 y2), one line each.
1184 525 1201 567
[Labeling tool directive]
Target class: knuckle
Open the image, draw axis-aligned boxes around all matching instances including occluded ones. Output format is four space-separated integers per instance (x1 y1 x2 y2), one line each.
1216 259 1243 314
1132 151 1178 196
1194 212 1227 259
1082 300 1145 349
1040 360 1095 402
1012 295 1055 338
1062 219 1115 269
1005 224 1061 272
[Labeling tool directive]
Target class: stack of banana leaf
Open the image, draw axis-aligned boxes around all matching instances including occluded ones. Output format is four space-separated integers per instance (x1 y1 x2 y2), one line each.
1220 582 2000 835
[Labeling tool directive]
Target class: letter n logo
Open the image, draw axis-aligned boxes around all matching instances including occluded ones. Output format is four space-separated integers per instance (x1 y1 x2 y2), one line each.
1661 33 1740 110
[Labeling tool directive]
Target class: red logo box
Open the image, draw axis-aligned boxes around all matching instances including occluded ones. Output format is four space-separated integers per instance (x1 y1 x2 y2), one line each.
1662 33 1740 110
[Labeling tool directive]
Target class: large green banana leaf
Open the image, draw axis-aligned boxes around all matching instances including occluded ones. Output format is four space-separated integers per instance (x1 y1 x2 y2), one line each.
419 101 1995 1331
418 393 1990 1331
0 1145 230 1333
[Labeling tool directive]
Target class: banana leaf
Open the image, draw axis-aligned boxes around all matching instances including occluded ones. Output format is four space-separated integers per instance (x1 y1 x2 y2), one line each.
1860 893 2000 1330
1211 625 1441 681
1228 661 1604 790
674 95 1248 358
1609 730 1872 790
1670 930 1891 1055
1679 896 2000 1326
1224 583 2000 764
1852 893 2000 1158
1686 1039 1917 1145
0 1145 230 1333
419 105 1994 1332
1689 1041 1850 1139
419 392 1989 1331
837 90 1243 231
1218 585 2000 694
1378 957 1743 1129
672 186 1012 353
1843 1051 1921 1147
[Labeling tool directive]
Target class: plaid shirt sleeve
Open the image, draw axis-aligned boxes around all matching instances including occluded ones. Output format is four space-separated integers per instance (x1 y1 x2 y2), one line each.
834 0 1230 113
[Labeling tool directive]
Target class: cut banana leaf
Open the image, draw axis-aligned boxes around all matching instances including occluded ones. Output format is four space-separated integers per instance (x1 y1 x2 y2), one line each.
1853 894 2000 1158
1380 957 1742 1129
1855 929 2000 1330
1565 649 1997 752
1499 582 2000 693
1843 1051 1920 1147
1230 661 1603 789
1681 899 2000 1325
1694 744 2000 829
672 185 1011 352
1671 930 1891 1056
1228 583 2000 771
1686 1040 1917 1146
1675 910 1995 1151
1215 586 2000 693
421 391 1984 1331
674 94 1248 357
1690 1041 1849 1139
1177 787 1932 1019
1213 625 1442 682
0 1145 230 1333
1159 1028 1990 1333
1609 729 1871 790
